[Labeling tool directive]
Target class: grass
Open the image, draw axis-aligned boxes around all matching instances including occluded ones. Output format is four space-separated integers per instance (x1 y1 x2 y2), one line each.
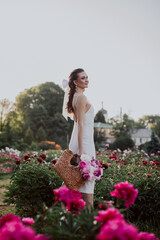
0 174 15 217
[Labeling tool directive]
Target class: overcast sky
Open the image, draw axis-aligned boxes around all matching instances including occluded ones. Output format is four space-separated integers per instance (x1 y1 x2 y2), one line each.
0 0 160 121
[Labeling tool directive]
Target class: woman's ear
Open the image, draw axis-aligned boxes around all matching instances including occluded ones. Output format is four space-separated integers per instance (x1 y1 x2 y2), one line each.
73 80 77 86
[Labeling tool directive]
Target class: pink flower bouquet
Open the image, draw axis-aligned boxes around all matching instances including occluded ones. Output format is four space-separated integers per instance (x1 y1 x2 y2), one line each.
78 154 103 181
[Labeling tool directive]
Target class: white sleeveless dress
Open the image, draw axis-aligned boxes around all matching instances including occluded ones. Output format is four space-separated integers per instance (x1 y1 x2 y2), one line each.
68 96 96 194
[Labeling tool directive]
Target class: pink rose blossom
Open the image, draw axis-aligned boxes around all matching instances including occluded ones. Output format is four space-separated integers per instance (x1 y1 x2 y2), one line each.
110 181 138 208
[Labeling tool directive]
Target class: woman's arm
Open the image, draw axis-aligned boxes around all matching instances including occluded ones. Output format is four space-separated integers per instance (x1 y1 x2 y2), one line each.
76 94 87 156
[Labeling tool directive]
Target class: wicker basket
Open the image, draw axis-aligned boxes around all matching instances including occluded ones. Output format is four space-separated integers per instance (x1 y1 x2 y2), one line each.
54 149 85 191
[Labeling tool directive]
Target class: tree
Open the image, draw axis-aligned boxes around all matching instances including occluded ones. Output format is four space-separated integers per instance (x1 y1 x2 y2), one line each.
145 131 160 155
36 126 47 142
0 99 14 132
4 82 72 149
109 114 137 150
24 127 34 145
94 111 106 123
113 135 135 151
110 114 144 138
153 121 160 139
137 115 160 138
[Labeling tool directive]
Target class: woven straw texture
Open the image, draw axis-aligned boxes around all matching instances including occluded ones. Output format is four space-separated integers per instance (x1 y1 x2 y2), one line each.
54 149 85 191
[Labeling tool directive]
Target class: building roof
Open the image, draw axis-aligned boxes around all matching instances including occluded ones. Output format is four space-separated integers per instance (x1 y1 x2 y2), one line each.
94 122 113 128
130 129 152 138
100 108 107 114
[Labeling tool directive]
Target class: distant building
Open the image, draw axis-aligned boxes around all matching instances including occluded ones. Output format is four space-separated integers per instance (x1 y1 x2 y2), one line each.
94 122 115 143
130 129 155 146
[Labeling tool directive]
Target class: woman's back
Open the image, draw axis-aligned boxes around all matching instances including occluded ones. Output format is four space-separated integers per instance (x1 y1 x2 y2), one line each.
69 94 96 194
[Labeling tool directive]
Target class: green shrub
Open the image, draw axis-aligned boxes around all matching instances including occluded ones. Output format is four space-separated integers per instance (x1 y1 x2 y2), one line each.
95 149 160 231
112 135 135 150
35 206 100 239
4 156 62 217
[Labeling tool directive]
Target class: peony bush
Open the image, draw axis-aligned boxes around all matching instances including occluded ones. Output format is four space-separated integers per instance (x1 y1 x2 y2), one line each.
94 148 160 228
4 153 62 217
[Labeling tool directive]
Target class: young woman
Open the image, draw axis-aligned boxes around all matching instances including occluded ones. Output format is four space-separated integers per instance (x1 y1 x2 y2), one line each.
65 68 96 209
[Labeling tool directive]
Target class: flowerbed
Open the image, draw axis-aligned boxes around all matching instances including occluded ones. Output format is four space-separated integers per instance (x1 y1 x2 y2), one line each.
0 147 21 176
1 182 159 239
1 147 160 237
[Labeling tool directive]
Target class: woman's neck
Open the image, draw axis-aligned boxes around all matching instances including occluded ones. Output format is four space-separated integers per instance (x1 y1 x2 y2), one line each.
75 87 85 93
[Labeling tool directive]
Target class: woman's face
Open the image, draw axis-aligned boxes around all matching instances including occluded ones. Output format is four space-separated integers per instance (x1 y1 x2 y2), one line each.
75 71 89 89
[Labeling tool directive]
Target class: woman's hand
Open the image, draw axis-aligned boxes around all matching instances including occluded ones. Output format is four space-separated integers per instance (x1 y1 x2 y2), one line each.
75 154 81 163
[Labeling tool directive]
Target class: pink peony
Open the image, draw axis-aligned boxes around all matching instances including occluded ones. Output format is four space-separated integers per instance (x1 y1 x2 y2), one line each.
98 203 107 210
83 173 90 179
39 154 46 160
37 157 43 164
147 174 152 178
91 160 97 167
0 220 36 240
81 160 91 173
0 213 21 229
94 168 102 177
15 159 21 165
109 154 117 160
138 232 158 240
102 163 108 170
96 219 139 240
52 159 57 164
22 217 34 225
143 160 148 165
110 181 138 208
94 207 124 224
53 185 70 204
53 185 86 214
35 234 51 240
122 162 127 165
95 159 103 167
79 161 87 170
66 198 86 215
24 155 30 161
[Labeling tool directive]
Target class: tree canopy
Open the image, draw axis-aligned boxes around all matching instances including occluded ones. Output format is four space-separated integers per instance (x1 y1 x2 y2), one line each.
1 82 73 149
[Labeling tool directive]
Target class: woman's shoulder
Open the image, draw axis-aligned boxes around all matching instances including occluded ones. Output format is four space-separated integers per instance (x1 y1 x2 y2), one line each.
75 93 87 103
